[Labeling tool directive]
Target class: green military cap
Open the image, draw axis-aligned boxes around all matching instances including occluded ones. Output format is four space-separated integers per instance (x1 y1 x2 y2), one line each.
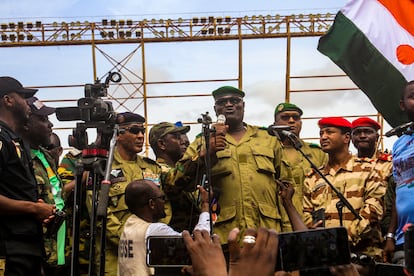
274 102 303 116
149 122 190 147
212 86 245 100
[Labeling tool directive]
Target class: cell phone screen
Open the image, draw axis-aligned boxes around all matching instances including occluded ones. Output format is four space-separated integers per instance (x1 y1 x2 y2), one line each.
276 227 351 272
146 236 191 267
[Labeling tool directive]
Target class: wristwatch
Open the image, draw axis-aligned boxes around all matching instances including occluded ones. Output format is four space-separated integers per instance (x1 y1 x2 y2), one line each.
384 232 395 241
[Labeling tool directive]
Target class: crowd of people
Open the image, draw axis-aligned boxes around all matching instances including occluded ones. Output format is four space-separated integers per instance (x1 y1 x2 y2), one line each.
0 76 413 276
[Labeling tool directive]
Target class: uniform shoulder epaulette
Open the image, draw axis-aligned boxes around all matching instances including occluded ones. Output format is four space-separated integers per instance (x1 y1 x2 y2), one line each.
142 156 160 166
307 142 322 149
258 126 268 131
195 132 203 138
378 152 392 162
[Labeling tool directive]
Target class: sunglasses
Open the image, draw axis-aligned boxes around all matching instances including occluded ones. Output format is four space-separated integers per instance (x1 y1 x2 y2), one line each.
120 125 146 135
215 97 243 106
279 114 301 121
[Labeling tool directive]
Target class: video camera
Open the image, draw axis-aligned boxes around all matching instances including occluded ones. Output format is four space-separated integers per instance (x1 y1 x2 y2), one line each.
55 72 121 150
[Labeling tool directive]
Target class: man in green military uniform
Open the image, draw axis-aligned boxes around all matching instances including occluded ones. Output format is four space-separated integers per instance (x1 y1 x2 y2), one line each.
273 102 327 225
303 117 386 260
149 122 199 231
166 86 290 249
102 112 161 275
23 97 68 274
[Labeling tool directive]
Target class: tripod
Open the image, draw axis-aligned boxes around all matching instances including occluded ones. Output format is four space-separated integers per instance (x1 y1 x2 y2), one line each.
70 124 118 276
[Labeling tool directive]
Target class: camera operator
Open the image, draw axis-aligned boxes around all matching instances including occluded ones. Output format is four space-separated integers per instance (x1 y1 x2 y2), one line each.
22 97 68 275
102 112 162 276
0 77 55 275
117 179 210 276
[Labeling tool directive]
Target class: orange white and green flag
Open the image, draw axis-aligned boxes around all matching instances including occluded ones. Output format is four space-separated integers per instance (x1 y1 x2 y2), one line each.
318 0 414 127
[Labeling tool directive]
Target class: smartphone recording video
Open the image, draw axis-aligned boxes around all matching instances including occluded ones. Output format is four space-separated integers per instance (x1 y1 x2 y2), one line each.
276 226 351 272
146 235 191 267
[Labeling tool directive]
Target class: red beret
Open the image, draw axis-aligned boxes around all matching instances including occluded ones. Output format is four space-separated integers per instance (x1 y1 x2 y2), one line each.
318 117 352 129
351 117 381 130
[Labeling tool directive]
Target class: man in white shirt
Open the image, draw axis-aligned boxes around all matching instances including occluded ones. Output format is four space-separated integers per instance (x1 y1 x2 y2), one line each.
117 179 210 276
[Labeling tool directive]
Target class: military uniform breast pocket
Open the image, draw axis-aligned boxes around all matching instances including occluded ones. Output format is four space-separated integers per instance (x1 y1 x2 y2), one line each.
251 145 276 175
212 149 233 177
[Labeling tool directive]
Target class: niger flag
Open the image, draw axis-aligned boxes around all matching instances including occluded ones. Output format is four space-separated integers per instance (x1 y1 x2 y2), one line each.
318 0 414 127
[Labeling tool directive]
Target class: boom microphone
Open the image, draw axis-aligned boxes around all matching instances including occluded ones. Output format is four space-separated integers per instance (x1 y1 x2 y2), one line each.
385 122 414 137
267 125 292 136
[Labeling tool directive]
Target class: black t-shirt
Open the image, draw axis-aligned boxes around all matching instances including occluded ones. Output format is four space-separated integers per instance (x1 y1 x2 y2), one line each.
0 121 43 256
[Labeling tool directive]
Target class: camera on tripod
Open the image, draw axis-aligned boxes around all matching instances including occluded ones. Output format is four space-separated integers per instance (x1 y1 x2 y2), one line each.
55 72 121 150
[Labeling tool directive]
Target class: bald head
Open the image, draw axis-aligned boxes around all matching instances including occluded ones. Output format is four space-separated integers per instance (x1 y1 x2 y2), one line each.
125 180 156 211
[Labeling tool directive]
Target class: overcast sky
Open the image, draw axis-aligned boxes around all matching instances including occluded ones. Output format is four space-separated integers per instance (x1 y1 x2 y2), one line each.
0 0 398 155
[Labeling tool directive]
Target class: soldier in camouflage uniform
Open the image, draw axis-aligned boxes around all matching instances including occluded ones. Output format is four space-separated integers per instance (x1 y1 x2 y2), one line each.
23 97 68 274
165 86 290 249
101 112 161 276
350 117 393 236
303 117 386 261
149 122 199 231
273 102 327 227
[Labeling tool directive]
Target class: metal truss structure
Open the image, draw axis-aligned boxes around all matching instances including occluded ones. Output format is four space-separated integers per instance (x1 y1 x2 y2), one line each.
0 13 386 151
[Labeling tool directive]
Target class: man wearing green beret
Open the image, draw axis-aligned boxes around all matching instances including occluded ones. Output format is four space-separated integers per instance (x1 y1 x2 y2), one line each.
273 102 327 227
165 86 291 249
101 112 162 276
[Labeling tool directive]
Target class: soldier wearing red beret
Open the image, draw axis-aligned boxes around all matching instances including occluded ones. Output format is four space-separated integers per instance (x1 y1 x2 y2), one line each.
351 117 393 245
304 116 386 263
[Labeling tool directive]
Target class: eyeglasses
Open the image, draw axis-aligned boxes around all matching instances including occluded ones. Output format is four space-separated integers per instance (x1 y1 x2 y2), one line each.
215 97 243 106
120 125 146 135
279 114 301 121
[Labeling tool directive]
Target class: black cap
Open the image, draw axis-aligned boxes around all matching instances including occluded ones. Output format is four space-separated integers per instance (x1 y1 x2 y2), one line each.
116 112 145 125
27 97 56 116
0 76 38 98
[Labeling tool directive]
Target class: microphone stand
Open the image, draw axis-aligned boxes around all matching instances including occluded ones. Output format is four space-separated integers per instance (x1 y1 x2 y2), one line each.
281 131 362 225
197 112 214 235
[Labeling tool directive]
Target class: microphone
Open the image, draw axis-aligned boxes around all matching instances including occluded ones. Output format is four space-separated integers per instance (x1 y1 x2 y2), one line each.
267 125 292 136
385 122 414 137
216 114 226 125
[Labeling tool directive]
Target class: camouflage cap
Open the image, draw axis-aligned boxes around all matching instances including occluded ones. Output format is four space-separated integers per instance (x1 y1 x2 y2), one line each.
274 102 303 116
212 86 245 100
116 112 145 125
149 122 190 147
